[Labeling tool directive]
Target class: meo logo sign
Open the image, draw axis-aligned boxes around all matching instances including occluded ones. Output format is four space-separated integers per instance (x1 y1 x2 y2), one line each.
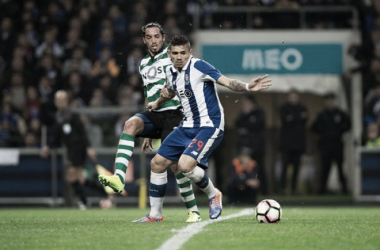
242 48 302 71
202 44 342 75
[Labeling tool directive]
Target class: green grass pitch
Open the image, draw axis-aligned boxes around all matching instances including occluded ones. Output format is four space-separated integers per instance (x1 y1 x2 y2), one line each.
0 206 379 250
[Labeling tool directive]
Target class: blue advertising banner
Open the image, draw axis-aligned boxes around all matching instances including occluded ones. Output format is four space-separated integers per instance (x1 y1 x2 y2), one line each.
202 44 342 75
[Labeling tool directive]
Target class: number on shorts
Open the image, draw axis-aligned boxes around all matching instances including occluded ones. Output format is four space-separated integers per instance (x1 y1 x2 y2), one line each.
189 139 205 151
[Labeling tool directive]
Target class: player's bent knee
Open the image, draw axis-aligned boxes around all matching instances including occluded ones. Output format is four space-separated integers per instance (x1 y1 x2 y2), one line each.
123 117 144 135
151 155 170 173
178 155 197 174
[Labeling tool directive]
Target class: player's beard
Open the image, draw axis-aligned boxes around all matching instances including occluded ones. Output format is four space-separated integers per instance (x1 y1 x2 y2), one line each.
149 42 163 55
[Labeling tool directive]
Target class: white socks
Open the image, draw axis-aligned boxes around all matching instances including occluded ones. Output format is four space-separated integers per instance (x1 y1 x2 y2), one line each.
183 166 218 199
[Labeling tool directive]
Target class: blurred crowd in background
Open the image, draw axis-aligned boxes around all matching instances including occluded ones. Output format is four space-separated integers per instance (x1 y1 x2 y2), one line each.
1 0 380 198
0 0 378 149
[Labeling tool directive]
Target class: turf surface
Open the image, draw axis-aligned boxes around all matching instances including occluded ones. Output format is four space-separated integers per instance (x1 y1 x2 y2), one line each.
0 206 379 250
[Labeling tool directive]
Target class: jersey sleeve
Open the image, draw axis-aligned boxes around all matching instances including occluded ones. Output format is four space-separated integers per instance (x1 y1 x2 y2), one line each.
194 60 222 81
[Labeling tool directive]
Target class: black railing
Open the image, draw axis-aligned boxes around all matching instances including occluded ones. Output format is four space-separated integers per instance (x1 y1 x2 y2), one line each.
191 5 359 30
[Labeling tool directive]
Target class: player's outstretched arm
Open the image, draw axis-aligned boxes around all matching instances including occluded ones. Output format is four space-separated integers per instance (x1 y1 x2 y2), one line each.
217 74 272 92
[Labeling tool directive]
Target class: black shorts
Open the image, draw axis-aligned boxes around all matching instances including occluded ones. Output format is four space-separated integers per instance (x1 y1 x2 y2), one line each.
67 146 87 167
135 109 183 141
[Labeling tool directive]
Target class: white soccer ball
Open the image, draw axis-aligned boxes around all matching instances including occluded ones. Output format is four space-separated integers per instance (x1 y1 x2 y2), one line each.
255 199 282 223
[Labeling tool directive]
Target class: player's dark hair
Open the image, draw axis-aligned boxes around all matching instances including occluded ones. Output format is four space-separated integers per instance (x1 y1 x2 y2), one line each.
169 35 191 49
141 22 164 37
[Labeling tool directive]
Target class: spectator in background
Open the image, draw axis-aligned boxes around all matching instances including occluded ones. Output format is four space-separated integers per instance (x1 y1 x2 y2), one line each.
23 0 40 22
364 59 380 97
35 55 61 87
250 15 270 29
365 122 380 147
126 18 144 40
66 72 92 105
364 83 380 123
62 46 92 78
40 90 97 209
46 1 66 30
87 87 113 138
35 27 64 59
89 88 112 108
37 76 55 105
24 86 40 122
5 55 30 85
92 46 120 78
311 93 351 194
126 47 143 75
131 2 148 24
23 21 39 48
9 73 27 113
0 117 21 147
80 114 103 147
126 73 144 105
0 17 15 65
97 74 118 105
67 16 83 34
163 16 182 35
23 131 39 148
78 6 99 43
93 28 115 59
235 94 267 194
28 117 41 143
61 0 74 20
117 84 141 108
62 29 88 60
227 152 260 205
108 4 127 36
98 17 114 33
15 33 35 69
0 102 24 147
279 90 308 195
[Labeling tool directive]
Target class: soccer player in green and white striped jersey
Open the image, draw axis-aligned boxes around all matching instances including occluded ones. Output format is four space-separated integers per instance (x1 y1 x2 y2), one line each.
98 22 201 223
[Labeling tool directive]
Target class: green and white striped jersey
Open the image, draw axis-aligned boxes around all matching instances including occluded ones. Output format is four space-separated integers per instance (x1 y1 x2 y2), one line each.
139 45 181 112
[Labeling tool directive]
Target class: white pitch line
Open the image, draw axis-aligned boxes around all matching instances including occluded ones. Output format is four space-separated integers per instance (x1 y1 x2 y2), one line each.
155 209 252 250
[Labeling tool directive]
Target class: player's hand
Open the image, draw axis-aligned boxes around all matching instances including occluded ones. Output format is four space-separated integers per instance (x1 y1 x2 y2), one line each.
40 146 50 158
141 138 153 153
87 147 97 162
146 102 159 111
247 74 272 91
160 87 171 99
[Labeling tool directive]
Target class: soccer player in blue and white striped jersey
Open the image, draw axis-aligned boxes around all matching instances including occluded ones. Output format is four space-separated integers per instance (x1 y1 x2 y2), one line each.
133 35 272 222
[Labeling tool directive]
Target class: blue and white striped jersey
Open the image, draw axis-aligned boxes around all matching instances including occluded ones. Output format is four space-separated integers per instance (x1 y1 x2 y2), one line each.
165 56 225 130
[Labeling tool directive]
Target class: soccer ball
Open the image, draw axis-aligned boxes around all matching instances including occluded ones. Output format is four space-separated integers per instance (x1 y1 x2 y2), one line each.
255 199 282 223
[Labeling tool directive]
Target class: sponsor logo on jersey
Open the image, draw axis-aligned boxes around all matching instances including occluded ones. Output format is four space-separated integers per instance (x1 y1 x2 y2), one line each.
142 66 163 80
177 89 193 98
